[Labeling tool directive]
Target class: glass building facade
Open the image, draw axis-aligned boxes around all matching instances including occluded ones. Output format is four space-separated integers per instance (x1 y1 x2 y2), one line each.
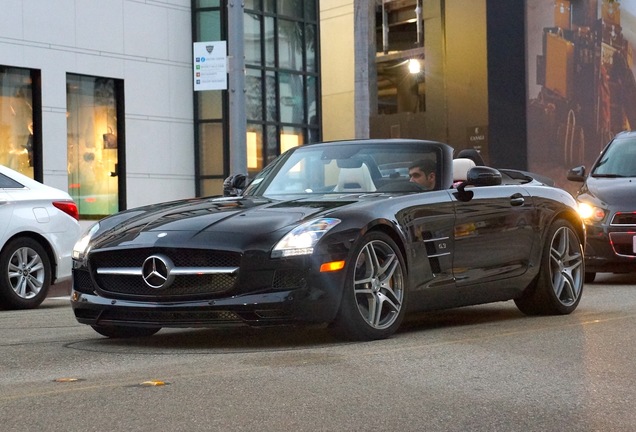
193 0 320 196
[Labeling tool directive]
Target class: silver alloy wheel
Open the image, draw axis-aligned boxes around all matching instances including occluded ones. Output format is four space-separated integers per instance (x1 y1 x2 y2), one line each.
549 226 584 306
7 247 46 299
353 239 404 330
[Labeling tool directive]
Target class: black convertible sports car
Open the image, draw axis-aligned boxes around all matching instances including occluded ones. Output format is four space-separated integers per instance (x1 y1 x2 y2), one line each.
71 139 585 341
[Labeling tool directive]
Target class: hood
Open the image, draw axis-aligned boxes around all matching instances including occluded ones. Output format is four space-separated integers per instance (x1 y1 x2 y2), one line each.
91 194 371 249
582 177 636 206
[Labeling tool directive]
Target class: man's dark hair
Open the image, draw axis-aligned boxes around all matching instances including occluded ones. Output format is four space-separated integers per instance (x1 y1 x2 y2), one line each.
409 159 436 174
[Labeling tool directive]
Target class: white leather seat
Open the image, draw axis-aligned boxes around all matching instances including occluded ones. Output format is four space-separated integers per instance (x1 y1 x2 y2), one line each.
334 164 376 192
452 158 476 182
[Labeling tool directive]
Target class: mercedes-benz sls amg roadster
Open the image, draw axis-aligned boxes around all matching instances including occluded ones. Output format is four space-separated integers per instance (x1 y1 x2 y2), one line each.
71 139 585 341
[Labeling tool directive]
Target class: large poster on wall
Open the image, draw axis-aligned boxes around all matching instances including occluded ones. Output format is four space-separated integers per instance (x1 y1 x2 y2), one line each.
527 0 636 194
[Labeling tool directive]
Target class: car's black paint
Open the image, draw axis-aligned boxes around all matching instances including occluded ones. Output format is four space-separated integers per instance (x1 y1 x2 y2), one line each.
72 139 585 340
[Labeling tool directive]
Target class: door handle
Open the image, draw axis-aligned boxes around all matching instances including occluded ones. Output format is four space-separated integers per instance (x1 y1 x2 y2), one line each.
510 193 525 206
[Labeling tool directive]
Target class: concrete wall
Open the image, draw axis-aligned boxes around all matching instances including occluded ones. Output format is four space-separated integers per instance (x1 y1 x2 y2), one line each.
0 0 195 225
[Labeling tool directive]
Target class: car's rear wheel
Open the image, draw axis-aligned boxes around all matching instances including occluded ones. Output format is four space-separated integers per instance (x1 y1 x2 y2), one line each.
0 237 51 310
330 231 407 341
91 325 161 338
515 219 584 315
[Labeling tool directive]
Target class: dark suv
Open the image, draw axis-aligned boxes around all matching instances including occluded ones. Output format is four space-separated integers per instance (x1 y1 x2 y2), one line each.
568 131 636 282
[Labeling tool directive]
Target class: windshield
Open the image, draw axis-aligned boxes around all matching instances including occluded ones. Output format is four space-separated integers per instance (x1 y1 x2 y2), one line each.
592 137 636 177
244 141 445 197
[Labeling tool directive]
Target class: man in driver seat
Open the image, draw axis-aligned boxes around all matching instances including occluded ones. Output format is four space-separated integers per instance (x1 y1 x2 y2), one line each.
408 159 436 190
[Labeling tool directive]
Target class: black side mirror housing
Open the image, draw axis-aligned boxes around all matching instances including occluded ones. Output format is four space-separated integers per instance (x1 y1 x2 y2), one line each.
454 167 502 202
567 166 586 182
466 166 503 186
223 174 247 197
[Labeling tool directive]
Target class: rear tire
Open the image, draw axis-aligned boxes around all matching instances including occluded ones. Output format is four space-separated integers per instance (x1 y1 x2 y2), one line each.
0 237 51 310
329 231 407 341
91 325 161 338
515 219 584 315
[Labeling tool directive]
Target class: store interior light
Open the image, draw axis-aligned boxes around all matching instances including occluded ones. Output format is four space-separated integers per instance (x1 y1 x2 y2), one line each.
246 131 258 169
408 58 421 74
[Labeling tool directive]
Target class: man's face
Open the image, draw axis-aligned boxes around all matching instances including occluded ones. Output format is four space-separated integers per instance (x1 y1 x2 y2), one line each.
408 167 435 189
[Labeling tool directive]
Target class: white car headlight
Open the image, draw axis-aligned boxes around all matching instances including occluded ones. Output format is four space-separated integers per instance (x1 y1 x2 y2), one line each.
72 222 100 260
577 202 606 223
271 218 341 258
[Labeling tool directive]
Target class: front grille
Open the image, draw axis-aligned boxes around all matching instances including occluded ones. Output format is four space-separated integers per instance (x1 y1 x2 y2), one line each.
73 269 95 294
89 248 241 300
91 248 240 268
609 232 636 257
94 273 237 297
611 212 636 226
99 309 242 324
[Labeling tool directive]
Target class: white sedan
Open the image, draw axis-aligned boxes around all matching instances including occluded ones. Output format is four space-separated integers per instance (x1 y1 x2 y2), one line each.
0 165 80 309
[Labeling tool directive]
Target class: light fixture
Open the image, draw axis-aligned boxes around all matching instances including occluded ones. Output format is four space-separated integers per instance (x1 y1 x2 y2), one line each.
408 58 421 74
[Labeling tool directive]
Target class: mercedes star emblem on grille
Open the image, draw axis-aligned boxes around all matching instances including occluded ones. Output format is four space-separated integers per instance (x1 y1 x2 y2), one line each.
142 254 175 289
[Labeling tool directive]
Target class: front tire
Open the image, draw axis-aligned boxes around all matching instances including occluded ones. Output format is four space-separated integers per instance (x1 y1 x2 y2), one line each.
91 325 161 338
0 237 51 310
515 219 584 315
330 231 407 341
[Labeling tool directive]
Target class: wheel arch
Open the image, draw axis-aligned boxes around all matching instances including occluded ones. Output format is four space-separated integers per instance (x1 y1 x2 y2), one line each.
365 222 408 271
552 210 586 249
1 232 58 281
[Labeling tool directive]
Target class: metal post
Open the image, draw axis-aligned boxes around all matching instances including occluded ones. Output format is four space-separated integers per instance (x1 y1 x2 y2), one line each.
228 1 247 174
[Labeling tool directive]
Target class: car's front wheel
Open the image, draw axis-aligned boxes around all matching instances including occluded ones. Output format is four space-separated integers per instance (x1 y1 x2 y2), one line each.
91 325 161 338
330 231 407 341
515 219 584 315
0 237 51 310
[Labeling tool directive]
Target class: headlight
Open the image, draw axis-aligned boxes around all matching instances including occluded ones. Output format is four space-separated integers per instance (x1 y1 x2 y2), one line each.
577 202 606 223
72 222 100 260
271 218 341 258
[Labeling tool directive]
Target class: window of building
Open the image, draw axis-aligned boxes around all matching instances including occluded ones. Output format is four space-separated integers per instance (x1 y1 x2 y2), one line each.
0 66 41 179
375 0 425 115
194 1 227 197
245 0 320 174
193 0 320 195
66 74 122 219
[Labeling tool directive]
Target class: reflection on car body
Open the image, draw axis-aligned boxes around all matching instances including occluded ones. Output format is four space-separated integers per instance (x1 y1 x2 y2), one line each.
71 139 585 341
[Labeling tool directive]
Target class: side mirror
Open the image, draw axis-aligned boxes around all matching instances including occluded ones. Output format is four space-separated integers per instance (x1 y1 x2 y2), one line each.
455 167 502 202
567 166 586 182
466 166 502 186
223 174 247 197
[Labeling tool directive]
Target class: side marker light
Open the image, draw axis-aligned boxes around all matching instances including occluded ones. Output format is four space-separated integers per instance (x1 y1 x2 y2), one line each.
320 261 345 272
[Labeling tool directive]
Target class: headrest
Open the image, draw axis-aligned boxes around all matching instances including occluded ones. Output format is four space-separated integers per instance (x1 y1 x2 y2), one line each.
453 158 477 182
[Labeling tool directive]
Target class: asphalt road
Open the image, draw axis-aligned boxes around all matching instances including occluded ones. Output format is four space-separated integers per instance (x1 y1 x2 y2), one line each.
2 273 636 432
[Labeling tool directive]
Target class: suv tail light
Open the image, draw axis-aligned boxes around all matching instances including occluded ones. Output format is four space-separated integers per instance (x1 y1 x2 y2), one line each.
53 200 79 221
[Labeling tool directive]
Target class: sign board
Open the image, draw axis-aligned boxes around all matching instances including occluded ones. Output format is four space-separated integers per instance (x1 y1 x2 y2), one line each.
193 41 227 91
466 125 489 153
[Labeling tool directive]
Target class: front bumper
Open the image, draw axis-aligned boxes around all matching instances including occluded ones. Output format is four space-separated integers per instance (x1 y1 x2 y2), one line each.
70 258 347 329
71 285 339 329
584 223 636 273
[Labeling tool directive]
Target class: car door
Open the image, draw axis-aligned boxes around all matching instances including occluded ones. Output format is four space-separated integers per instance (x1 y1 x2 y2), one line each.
0 190 12 244
451 184 537 292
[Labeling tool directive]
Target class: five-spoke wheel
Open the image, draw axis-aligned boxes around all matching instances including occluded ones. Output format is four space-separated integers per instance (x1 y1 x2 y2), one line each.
331 231 407 340
515 219 584 315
